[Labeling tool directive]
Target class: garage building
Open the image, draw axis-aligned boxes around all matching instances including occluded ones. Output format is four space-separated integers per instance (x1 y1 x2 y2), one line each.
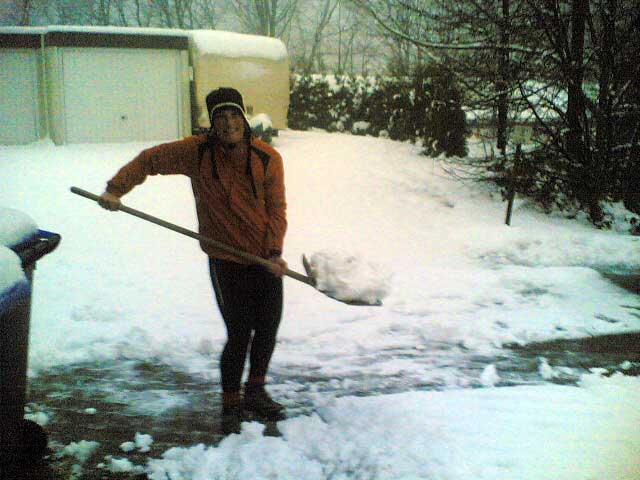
0 26 289 145
0 29 45 145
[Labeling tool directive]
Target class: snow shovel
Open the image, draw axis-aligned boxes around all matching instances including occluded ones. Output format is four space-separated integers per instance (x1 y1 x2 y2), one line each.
70 187 381 306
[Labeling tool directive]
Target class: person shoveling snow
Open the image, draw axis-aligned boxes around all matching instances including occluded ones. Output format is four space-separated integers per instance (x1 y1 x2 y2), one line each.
91 87 289 436
72 87 385 438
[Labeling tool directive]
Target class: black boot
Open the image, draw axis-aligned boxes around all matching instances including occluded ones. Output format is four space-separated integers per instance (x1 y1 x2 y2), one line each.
243 384 285 421
220 403 242 435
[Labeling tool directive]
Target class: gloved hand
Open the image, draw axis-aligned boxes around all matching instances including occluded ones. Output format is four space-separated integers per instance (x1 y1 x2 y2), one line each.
266 256 288 278
98 191 121 211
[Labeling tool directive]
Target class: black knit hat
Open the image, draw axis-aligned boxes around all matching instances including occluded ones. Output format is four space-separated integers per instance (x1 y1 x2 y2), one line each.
206 87 249 124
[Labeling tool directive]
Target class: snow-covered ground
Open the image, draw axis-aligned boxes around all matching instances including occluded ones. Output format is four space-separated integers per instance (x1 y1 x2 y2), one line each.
1 130 639 479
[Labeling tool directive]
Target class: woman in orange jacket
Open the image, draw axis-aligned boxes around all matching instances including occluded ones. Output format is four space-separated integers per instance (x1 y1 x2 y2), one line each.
99 88 288 435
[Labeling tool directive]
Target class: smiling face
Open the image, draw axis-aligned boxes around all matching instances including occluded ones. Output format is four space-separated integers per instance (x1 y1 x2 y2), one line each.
212 107 246 145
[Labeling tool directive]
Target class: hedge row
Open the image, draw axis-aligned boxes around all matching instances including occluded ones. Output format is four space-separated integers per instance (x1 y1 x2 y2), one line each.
287 67 468 158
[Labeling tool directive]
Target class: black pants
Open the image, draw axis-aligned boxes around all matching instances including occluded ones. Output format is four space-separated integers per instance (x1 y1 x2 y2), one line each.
209 258 283 393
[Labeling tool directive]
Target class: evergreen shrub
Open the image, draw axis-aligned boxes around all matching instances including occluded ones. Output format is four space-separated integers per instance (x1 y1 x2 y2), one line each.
288 68 468 157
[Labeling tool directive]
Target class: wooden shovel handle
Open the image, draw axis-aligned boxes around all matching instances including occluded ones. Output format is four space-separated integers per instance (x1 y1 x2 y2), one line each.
70 187 314 286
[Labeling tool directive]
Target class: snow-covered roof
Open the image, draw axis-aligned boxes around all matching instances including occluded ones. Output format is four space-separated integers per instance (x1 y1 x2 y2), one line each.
0 25 287 61
189 30 286 61
0 26 48 34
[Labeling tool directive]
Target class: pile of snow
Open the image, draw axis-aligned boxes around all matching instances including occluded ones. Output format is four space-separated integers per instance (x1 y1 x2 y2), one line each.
120 432 154 453
480 364 501 387
99 456 145 474
61 440 100 464
304 250 391 305
146 372 640 480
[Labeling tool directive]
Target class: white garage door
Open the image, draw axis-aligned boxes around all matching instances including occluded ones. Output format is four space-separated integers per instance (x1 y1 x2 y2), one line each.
0 49 39 145
62 48 181 143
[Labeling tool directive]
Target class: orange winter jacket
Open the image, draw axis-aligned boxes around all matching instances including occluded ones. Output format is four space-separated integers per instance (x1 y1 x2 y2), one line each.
106 134 287 263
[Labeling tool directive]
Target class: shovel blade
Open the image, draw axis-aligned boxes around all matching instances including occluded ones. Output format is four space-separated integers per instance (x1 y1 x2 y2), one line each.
301 254 383 306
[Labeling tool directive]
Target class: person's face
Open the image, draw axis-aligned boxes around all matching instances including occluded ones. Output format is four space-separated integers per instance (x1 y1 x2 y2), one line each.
212 108 246 145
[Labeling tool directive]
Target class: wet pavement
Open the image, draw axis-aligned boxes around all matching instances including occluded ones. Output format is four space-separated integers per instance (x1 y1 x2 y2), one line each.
11 328 638 480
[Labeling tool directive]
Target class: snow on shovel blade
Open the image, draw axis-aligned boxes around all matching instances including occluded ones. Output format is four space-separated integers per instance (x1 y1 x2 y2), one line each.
302 252 389 306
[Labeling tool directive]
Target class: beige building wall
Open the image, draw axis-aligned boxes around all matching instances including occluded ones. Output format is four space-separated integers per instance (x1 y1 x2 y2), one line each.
192 54 289 130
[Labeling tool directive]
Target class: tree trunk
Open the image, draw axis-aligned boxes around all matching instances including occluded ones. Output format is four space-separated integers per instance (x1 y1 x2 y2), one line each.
566 0 601 221
18 0 32 25
595 0 616 199
496 0 510 155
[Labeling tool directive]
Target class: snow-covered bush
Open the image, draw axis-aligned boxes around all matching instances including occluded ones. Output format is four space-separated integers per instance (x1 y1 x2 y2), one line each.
288 70 468 157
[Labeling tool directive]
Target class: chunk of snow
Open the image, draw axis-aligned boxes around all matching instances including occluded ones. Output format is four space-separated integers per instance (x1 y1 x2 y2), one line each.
538 357 557 380
480 364 500 387
120 441 136 453
135 432 154 453
24 411 49 427
100 456 144 473
304 250 391 305
62 440 100 464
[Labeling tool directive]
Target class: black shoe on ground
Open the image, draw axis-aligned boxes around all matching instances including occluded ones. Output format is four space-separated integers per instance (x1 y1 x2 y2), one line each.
243 385 285 421
221 404 242 435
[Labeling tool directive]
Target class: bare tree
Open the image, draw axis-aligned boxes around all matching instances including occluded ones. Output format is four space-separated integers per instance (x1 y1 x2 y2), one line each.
18 0 32 25
284 0 386 75
230 0 299 37
148 0 196 28
518 0 640 222
292 0 338 73
0 0 34 25
351 0 640 224
91 0 114 25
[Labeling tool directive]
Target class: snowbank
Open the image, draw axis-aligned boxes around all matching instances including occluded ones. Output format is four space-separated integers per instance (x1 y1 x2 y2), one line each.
147 372 640 480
